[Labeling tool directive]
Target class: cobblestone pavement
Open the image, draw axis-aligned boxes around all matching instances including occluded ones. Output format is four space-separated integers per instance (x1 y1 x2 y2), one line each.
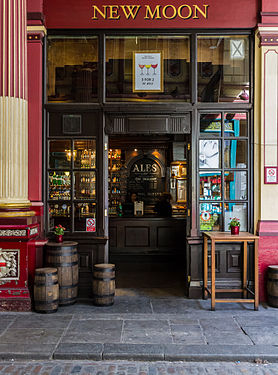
0 361 278 375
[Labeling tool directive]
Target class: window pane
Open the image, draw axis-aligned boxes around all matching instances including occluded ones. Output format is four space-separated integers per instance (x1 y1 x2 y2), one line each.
49 172 71 200
200 113 221 136
224 140 247 168
49 140 71 169
200 203 222 231
200 172 221 200
224 203 247 231
198 36 249 103
224 113 247 137
106 36 190 102
47 37 98 103
199 140 221 169
74 140 96 169
224 171 247 200
74 203 96 232
49 203 71 232
74 172 96 199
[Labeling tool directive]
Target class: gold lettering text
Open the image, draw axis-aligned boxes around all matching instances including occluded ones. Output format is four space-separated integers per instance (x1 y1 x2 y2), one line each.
178 5 192 19
121 5 141 19
144 5 161 19
92 5 108 19
193 4 209 19
108 5 120 19
162 5 177 19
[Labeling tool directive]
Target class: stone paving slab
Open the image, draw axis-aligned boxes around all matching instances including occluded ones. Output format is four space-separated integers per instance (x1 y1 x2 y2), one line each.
54 343 103 360
0 344 56 360
103 344 165 361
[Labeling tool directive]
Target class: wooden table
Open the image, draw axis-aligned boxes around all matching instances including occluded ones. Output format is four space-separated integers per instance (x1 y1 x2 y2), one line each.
203 231 259 311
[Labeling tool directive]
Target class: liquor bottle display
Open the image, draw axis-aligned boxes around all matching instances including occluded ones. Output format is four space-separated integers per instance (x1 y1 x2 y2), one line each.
48 139 97 232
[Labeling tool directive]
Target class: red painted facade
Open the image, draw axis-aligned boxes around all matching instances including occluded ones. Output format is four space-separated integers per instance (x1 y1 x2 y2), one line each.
14 0 278 306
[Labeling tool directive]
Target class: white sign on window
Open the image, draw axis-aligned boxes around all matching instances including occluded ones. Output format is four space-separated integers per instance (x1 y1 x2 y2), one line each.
230 40 245 60
133 52 163 92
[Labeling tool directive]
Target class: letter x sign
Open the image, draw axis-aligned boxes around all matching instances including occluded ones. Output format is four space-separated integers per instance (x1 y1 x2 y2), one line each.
230 40 244 60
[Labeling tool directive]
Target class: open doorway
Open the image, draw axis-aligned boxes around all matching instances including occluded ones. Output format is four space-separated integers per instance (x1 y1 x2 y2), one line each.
108 134 189 297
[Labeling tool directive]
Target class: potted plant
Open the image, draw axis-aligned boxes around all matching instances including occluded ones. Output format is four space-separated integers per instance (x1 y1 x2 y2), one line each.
54 225 66 243
228 217 240 235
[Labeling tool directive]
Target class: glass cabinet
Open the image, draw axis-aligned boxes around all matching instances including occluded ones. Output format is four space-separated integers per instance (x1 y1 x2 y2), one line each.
47 139 97 233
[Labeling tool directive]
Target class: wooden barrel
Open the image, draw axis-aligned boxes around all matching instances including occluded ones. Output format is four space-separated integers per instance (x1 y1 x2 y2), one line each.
34 268 59 313
45 241 78 306
93 263 115 306
267 266 278 307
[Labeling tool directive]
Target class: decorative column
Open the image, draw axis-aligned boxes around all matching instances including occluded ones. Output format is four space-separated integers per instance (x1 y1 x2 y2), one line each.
255 24 278 301
0 0 34 217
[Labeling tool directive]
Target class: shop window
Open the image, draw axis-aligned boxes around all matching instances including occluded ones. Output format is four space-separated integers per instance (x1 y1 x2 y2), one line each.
197 36 250 103
47 37 98 103
105 36 190 102
198 113 248 231
47 139 97 233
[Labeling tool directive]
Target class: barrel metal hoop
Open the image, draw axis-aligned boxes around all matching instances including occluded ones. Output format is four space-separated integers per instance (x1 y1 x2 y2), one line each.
59 297 77 303
93 267 115 273
93 277 115 281
93 293 115 298
47 261 78 267
35 271 58 277
59 284 78 290
267 277 278 281
46 251 77 256
268 295 278 300
35 299 59 305
35 281 58 286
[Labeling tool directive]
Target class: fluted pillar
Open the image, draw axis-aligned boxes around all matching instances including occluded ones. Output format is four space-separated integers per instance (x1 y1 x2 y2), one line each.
0 0 33 216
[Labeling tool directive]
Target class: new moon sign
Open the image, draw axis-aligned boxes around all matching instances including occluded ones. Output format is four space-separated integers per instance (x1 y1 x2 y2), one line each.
44 0 259 29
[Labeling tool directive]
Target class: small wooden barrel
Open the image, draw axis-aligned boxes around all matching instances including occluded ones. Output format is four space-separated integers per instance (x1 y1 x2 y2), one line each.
267 266 278 307
45 241 78 306
93 263 115 306
34 268 59 313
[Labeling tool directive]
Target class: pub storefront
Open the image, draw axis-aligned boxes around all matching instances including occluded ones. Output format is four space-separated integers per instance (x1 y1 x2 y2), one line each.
45 28 253 298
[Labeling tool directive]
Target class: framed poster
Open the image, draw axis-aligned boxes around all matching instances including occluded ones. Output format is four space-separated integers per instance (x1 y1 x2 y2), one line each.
133 52 163 93
177 178 187 203
264 166 278 184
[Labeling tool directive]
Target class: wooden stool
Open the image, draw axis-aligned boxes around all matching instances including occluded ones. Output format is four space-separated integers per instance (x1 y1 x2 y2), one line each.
34 268 59 313
92 263 115 306
203 232 259 311
45 241 78 306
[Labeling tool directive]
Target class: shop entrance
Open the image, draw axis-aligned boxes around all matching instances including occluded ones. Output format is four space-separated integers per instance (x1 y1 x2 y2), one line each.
108 133 189 296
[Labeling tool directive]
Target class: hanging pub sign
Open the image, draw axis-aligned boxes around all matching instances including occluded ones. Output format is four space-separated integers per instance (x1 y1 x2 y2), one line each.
133 52 163 93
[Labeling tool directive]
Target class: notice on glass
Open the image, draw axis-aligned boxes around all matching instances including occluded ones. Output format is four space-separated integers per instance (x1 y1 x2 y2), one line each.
133 52 163 93
86 218 96 232
265 167 278 184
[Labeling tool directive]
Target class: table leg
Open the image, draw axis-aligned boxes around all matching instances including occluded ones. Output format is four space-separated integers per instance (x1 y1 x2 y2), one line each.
243 241 247 299
254 239 259 310
203 236 208 299
211 239 215 311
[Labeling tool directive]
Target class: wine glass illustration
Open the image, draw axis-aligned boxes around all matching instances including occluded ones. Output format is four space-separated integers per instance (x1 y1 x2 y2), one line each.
151 64 158 75
145 64 151 75
138 64 145 75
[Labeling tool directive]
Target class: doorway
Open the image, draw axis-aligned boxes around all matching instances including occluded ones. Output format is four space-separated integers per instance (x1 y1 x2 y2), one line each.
108 134 189 297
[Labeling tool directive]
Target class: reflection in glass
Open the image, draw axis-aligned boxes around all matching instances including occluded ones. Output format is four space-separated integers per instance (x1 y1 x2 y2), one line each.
200 113 221 136
49 172 71 200
224 140 247 168
200 203 222 231
224 171 247 200
200 172 221 200
224 113 247 137
74 140 96 169
224 203 247 231
49 140 71 169
74 172 96 199
47 37 98 103
48 203 71 231
199 140 220 169
74 203 96 231
197 36 249 103
106 36 190 102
